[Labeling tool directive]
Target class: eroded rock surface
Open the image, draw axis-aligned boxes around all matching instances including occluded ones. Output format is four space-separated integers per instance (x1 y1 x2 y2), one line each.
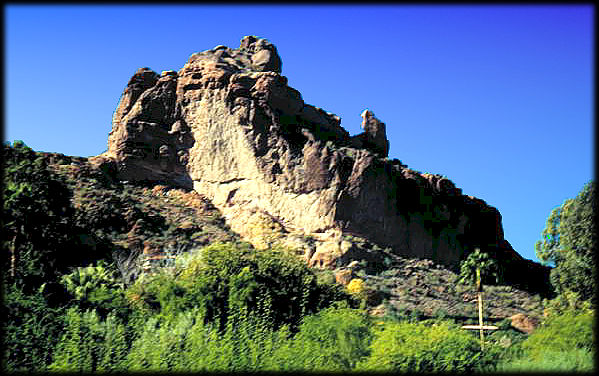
98 35 550 293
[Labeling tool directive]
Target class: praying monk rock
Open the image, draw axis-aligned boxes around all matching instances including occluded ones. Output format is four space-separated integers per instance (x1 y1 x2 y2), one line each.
92 35 551 294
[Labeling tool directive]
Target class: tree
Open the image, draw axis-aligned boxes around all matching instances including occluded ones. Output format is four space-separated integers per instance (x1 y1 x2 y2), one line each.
535 181 596 306
457 248 499 289
2 141 74 289
2 141 94 371
457 248 499 350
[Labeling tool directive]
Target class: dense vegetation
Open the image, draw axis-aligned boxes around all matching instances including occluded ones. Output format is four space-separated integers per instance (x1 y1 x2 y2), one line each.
2 141 594 372
536 180 596 308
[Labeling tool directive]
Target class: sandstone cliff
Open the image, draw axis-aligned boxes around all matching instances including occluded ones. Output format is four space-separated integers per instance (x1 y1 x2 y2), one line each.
94 36 550 293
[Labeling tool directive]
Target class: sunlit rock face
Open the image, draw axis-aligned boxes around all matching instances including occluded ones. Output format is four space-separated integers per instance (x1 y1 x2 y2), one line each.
97 35 550 293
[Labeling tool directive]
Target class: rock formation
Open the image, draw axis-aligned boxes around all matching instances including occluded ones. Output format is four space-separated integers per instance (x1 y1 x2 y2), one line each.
94 36 551 293
510 313 540 334
351 109 389 157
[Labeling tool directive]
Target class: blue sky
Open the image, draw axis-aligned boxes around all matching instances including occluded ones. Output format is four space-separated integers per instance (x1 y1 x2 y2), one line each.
5 5 594 263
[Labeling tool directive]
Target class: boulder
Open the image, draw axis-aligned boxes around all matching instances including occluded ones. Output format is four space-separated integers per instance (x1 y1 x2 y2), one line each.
510 313 541 334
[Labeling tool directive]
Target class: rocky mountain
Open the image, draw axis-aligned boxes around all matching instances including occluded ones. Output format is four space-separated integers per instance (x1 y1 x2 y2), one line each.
91 35 550 294
23 149 544 328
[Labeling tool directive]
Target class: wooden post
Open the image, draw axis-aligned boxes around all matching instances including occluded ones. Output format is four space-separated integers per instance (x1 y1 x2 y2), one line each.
461 321 499 351
461 325 498 330
476 267 484 350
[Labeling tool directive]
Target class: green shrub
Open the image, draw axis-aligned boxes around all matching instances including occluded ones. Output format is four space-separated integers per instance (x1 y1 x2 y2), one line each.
126 311 194 371
128 242 349 330
125 267 188 321
495 308 595 372
520 308 594 360
1 284 65 371
49 308 128 372
269 303 373 371
61 261 128 316
498 348 594 372
485 320 527 350
357 320 485 372
127 307 289 372
130 303 372 372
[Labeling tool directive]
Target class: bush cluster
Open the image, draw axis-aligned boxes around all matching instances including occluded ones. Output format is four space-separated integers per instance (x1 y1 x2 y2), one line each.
357 320 484 372
497 308 594 372
520 308 594 359
126 242 350 330
2 141 595 373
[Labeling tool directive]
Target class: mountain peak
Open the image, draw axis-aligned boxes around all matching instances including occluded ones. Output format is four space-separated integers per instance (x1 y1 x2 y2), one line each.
92 37 550 293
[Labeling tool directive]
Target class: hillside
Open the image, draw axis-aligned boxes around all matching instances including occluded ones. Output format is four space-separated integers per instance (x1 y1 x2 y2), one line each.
42 150 241 283
5 142 595 373
34 148 546 324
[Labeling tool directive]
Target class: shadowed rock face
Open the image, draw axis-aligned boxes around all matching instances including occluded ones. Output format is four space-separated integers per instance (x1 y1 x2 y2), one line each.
96 35 550 293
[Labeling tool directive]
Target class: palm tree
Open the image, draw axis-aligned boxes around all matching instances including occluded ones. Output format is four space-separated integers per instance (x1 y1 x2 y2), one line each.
457 248 499 350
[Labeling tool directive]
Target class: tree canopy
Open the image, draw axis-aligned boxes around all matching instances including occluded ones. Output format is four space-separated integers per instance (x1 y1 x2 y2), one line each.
535 181 596 306
456 248 499 290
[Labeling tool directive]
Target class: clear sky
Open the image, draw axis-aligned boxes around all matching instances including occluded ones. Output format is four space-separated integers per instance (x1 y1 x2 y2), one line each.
5 5 594 264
